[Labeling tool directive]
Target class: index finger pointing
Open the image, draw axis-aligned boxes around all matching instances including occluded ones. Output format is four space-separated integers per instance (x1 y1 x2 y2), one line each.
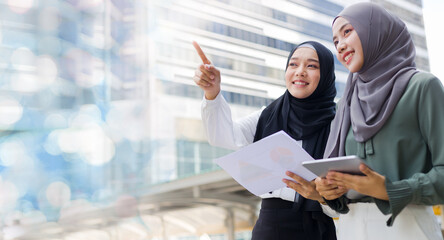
192 41 211 64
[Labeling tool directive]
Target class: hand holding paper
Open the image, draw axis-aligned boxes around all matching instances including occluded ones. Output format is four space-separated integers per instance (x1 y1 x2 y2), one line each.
214 130 317 196
283 171 324 202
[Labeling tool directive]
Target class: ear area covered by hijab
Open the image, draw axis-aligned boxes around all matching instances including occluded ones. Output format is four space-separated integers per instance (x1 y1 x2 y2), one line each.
324 2 418 158
254 41 336 160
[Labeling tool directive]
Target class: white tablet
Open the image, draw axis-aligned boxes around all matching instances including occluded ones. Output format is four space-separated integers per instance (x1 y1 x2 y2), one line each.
302 155 366 177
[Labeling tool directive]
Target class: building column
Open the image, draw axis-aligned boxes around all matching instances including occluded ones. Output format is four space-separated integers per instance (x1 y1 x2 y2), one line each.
225 208 235 240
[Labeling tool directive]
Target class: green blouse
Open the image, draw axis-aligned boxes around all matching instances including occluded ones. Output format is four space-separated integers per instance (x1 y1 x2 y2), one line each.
328 72 444 226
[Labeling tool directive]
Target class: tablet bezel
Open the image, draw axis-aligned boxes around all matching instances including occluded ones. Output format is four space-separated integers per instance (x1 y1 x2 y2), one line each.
302 155 366 177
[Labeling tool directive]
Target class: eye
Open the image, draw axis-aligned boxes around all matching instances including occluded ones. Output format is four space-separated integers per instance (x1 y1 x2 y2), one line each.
289 62 297 67
344 28 352 36
333 41 338 48
308 64 319 69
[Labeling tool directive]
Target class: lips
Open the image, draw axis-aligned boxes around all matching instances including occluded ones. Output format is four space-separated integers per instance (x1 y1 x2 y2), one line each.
343 51 354 65
292 80 308 85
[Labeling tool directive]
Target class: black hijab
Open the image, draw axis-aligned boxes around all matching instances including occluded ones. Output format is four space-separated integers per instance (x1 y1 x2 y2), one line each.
254 41 336 159
253 41 337 240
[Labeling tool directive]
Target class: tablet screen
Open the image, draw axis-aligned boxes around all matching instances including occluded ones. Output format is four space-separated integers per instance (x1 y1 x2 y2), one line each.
302 155 365 177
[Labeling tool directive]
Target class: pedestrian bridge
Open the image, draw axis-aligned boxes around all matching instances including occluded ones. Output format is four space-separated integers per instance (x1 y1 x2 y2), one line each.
3 169 260 240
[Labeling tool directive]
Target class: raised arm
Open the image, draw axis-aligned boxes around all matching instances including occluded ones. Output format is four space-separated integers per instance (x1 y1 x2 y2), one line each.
193 41 262 150
192 41 221 100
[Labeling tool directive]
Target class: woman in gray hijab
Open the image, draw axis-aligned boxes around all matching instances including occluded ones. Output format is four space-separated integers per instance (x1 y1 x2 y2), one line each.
314 2 444 240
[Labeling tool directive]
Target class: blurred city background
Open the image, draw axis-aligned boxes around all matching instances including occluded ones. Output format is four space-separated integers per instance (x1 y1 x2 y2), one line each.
0 0 442 239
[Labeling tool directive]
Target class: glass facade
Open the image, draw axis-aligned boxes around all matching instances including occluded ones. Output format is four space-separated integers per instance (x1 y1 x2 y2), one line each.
0 0 434 239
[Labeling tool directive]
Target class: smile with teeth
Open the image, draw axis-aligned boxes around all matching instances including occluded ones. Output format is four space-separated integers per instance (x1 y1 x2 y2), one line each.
292 81 308 85
344 52 354 64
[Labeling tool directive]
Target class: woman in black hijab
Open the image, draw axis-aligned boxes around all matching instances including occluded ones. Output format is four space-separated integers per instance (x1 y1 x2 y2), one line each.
194 41 337 240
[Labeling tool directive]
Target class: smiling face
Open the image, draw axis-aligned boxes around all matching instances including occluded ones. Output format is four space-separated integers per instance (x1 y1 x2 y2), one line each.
332 17 364 73
285 47 320 99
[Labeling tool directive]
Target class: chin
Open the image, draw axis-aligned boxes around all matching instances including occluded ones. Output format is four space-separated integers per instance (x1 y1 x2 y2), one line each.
348 62 364 73
343 65 355 73
289 91 307 99
288 91 298 98
348 67 359 73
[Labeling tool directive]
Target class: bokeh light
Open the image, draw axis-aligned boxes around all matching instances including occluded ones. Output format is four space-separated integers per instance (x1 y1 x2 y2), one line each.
0 97 23 127
44 113 68 130
38 7 60 32
57 125 115 166
10 48 35 68
0 178 20 214
0 140 27 167
105 103 150 142
69 0 104 11
8 0 34 14
36 55 58 87
0 0 153 237
10 73 40 93
45 181 71 208
44 130 63 156
62 49 105 88
9 54 57 93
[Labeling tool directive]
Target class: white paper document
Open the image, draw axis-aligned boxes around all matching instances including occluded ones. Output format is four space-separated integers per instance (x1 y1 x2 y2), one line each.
214 130 317 196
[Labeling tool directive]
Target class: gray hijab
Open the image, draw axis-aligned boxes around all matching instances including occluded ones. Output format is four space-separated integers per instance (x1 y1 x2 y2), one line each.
324 2 418 158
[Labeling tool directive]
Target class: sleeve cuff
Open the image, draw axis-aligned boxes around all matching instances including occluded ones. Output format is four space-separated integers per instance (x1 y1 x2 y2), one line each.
324 196 349 214
375 178 414 226
202 92 223 109
320 203 340 218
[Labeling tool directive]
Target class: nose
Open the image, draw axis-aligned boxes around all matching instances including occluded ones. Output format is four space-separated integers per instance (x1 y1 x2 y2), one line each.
337 40 346 54
295 66 306 76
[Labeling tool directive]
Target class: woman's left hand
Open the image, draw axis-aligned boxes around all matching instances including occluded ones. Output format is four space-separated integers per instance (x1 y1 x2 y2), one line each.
283 171 324 202
326 164 389 200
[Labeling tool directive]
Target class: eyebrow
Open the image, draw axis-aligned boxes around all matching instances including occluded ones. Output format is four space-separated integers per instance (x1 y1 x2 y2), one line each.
291 57 319 63
332 23 351 41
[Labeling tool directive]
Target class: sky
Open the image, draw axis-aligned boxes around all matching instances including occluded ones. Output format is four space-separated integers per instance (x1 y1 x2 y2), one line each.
422 0 444 83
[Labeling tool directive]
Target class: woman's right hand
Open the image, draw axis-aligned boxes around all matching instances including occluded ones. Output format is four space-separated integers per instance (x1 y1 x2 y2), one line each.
314 177 347 200
194 64 221 100
192 41 221 100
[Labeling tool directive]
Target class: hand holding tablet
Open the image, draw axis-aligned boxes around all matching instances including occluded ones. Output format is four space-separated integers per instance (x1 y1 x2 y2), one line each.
303 155 368 199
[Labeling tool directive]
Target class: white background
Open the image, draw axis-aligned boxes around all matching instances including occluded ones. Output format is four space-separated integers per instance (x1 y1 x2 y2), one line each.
423 0 444 83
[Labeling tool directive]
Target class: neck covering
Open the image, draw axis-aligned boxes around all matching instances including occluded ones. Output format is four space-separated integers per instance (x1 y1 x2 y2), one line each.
324 2 418 158
254 41 336 159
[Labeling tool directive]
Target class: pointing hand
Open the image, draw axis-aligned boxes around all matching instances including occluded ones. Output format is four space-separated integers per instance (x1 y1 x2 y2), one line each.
192 41 221 100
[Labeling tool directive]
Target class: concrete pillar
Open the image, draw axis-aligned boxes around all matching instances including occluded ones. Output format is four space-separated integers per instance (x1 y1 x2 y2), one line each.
160 216 168 240
225 208 235 240
441 205 444 237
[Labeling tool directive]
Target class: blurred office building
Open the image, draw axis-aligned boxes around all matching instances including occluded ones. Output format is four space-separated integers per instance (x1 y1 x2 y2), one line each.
0 0 438 239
